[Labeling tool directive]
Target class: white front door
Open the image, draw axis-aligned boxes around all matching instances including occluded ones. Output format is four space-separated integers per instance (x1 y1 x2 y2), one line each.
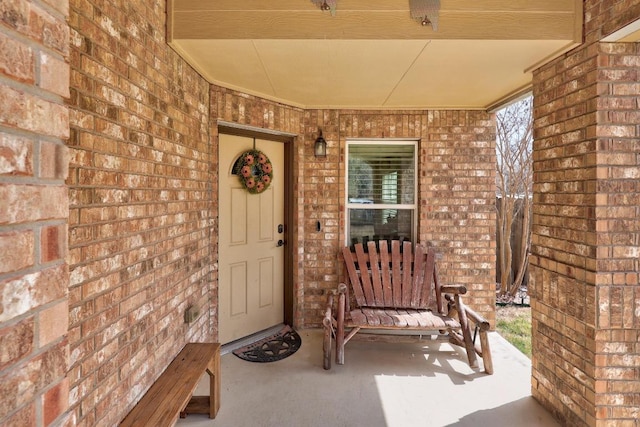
218 134 285 344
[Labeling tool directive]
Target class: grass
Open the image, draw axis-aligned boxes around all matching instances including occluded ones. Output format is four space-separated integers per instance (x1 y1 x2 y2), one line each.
496 305 532 358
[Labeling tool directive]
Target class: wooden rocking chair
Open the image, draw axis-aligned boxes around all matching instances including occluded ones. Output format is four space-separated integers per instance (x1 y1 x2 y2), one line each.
323 240 493 374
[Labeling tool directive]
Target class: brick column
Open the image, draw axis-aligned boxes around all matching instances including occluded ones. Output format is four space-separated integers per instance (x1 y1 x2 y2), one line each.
424 110 497 326
0 0 71 425
531 36 640 427
303 109 341 328
591 41 640 424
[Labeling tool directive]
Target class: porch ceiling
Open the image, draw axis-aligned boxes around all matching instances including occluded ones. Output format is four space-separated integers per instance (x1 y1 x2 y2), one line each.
168 0 583 110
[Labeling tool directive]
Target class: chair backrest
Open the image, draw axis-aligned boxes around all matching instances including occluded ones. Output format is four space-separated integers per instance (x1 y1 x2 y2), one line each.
342 240 442 311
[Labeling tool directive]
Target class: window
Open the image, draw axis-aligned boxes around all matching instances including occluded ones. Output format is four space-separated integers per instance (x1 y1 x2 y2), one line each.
346 140 417 246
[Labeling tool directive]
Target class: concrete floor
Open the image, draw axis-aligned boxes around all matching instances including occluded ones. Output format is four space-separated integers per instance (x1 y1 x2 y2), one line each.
177 329 560 427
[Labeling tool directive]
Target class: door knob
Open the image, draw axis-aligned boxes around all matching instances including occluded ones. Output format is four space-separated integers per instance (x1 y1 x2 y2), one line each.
277 239 285 247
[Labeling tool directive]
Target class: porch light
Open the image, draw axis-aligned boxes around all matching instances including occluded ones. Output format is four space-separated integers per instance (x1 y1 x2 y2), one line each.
409 0 440 31
314 129 327 158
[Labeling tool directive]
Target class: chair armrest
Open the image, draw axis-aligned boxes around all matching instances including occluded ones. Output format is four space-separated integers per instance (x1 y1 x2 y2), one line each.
323 292 335 328
461 304 491 331
440 284 467 295
444 293 490 331
337 283 347 294
323 284 347 328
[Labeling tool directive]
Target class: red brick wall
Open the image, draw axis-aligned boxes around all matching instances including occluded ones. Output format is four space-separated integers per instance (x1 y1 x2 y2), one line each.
531 41 601 426
592 42 640 423
0 0 71 425
208 104 497 328
584 0 640 43
424 111 497 323
66 0 212 425
302 109 342 327
301 110 497 327
531 1 640 424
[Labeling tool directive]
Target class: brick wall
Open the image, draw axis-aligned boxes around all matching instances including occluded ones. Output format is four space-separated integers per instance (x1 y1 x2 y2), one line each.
66 0 212 425
531 0 640 425
300 110 497 327
303 109 342 328
424 111 497 325
0 0 71 425
207 104 497 329
531 40 601 426
592 42 640 423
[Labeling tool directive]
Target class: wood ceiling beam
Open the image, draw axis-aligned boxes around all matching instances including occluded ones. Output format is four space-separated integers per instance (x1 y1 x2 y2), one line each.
170 0 581 41
172 11 578 40
174 0 576 13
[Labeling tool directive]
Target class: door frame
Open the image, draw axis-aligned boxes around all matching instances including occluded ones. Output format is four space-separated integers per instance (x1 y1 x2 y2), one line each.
217 121 295 326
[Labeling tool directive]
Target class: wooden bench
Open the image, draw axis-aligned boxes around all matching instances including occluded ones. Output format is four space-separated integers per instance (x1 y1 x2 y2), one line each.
323 240 493 374
120 343 221 427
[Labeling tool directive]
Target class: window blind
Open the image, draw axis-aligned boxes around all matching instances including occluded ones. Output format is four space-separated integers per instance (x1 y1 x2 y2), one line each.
348 144 415 205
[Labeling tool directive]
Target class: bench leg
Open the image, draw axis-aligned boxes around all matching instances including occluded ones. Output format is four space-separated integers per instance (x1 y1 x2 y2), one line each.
207 348 221 418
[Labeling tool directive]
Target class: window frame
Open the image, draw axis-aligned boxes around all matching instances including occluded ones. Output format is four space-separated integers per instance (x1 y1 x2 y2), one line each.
344 139 419 246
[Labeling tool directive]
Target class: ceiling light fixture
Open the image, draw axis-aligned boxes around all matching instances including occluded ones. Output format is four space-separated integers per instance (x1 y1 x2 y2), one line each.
310 0 337 16
409 0 440 31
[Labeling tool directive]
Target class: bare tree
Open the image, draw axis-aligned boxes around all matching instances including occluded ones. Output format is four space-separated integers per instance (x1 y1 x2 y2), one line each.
496 96 533 302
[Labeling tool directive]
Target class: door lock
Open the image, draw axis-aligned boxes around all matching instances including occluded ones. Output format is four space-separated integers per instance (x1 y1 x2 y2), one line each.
278 224 284 233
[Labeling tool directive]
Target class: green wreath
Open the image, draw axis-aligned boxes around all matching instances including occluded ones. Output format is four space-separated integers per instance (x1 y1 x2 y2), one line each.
232 149 273 194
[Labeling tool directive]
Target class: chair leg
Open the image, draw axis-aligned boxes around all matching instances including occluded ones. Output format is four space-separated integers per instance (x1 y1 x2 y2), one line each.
323 319 332 370
462 327 478 369
479 330 493 374
455 295 479 369
336 291 346 365
336 331 344 365
322 292 336 370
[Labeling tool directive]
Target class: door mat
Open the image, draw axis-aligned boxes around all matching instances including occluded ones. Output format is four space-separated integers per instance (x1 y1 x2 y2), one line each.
233 325 301 363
